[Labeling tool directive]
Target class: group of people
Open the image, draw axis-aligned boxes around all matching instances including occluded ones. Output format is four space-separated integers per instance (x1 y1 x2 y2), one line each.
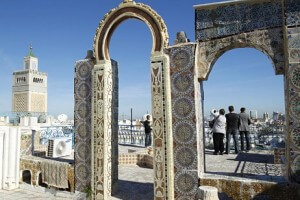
210 106 252 155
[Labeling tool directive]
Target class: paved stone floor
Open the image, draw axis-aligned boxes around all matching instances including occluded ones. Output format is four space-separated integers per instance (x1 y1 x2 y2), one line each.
110 165 153 200
0 187 76 200
205 149 285 182
118 144 147 154
0 165 153 200
0 146 285 199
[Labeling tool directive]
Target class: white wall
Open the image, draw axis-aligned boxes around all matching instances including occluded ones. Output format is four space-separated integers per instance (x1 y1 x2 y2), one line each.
0 126 21 190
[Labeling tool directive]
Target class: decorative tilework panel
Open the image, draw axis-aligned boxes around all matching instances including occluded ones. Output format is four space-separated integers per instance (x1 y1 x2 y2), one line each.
290 64 300 90
285 0 300 27
287 23 300 184
289 49 300 63
288 33 300 49
91 65 106 199
290 95 300 120
111 59 119 193
291 124 300 150
291 154 300 182
151 60 167 199
196 1 283 40
169 44 199 199
174 171 198 196
74 60 93 192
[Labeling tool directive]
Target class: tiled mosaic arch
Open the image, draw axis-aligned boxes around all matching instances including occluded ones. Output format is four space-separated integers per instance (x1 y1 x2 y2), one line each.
88 0 174 199
195 0 300 184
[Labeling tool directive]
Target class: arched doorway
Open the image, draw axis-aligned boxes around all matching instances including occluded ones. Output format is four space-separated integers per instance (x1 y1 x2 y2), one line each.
109 19 153 200
22 170 31 184
203 47 285 181
74 1 173 199
194 0 300 194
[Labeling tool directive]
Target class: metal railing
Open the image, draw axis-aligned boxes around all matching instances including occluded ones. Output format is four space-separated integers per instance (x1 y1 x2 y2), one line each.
118 125 146 146
204 125 285 150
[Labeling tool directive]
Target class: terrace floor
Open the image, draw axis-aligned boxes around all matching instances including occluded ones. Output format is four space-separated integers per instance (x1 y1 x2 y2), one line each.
0 146 285 200
204 149 285 182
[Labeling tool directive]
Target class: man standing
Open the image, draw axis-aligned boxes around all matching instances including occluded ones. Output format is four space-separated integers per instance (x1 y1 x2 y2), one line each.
212 109 226 155
239 107 251 152
143 115 152 147
225 106 240 154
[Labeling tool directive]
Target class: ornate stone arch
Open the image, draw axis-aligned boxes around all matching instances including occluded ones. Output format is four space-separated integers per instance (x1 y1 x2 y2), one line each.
194 0 300 186
197 28 285 81
93 0 169 61
84 1 173 200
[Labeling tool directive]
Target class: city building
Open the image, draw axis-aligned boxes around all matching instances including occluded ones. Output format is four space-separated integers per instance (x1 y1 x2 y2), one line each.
263 112 270 122
12 45 47 114
273 111 279 121
250 110 258 120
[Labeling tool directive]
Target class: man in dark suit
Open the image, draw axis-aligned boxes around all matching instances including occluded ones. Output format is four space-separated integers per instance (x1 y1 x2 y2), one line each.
239 107 251 152
143 115 152 147
225 106 240 154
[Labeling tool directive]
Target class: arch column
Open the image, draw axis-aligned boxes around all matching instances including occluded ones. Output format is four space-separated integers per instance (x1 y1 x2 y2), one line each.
91 60 113 199
284 0 300 182
89 1 171 200
150 53 173 200
166 43 204 199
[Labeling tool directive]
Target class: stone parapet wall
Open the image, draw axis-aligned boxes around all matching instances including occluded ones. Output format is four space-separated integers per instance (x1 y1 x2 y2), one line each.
119 153 153 168
20 156 74 192
200 176 299 200
20 153 153 194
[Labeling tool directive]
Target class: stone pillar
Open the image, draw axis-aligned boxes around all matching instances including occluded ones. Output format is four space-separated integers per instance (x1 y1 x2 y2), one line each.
167 44 200 199
195 45 206 175
151 53 174 200
74 58 93 191
284 0 300 184
91 60 113 199
111 59 119 193
1 127 21 190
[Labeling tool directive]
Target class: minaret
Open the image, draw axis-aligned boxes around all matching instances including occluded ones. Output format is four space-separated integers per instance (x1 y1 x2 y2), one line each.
12 45 48 114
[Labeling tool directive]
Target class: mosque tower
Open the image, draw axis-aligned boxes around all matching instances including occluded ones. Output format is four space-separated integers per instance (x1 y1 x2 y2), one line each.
12 45 47 114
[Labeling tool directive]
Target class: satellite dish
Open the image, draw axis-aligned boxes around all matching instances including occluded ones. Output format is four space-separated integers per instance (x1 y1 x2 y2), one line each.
57 114 68 123
38 114 47 123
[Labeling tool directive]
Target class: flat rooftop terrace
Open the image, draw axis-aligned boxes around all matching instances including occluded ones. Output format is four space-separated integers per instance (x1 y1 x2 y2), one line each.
0 145 285 200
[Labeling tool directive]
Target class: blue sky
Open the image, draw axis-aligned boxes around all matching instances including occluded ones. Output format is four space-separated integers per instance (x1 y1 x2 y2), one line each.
0 0 284 119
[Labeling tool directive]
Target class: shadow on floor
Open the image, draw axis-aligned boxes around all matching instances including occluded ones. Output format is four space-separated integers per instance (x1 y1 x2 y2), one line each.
205 150 285 182
205 171 285 182
112 180 153 200
228 152 274 164
119 144 146 149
